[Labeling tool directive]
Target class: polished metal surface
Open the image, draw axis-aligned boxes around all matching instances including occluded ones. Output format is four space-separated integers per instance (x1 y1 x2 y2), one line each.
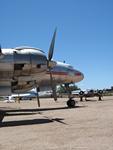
0 47 47 95
0 47 84 96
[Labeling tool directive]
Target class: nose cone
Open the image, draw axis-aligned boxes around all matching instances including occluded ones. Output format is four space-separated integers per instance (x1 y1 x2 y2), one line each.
74 70 84 82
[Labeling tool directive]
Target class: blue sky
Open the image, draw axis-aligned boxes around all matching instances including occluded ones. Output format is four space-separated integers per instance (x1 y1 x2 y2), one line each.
0 0 113 90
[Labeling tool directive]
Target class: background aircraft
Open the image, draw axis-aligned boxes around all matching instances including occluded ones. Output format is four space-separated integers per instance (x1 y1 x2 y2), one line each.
3 92 37 102
79 89 103 101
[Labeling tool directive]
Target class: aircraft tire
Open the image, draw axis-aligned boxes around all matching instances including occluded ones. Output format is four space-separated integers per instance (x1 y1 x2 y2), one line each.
79 91 84 96
67 99 75 108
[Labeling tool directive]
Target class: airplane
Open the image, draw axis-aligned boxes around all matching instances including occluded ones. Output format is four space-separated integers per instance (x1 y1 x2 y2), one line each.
0 29 84 122
78 89 103 101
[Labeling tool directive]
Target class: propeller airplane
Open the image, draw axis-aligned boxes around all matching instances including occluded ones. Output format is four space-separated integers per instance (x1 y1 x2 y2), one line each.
0 29 84 122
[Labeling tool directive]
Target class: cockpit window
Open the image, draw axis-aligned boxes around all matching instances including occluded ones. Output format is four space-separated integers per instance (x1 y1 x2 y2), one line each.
68 65 73 69
52 65 69 72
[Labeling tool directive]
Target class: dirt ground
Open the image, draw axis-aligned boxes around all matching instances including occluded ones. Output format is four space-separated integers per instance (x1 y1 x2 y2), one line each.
0 96 113 150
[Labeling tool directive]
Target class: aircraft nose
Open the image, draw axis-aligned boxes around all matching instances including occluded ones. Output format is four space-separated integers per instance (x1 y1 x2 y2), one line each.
75 71 84 81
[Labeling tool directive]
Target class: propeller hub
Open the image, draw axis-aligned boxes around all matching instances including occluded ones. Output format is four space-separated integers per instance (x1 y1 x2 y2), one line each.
47 60 57 68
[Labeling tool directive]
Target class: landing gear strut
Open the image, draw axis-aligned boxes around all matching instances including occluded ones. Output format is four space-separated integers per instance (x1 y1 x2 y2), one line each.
65 83 76 108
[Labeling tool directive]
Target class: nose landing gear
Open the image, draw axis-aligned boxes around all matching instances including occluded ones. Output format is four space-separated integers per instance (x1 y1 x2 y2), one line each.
64 83 76 108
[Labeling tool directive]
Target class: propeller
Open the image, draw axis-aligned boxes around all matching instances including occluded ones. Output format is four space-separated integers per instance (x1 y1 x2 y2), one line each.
34 28 57 107
47 28 57 101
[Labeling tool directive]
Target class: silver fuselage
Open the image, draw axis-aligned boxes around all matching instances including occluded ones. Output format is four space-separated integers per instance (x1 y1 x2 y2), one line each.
0 47 84 95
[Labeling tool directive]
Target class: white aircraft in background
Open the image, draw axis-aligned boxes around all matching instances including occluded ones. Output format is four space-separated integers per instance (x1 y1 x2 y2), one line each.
3 92 37 102
0 29 84 122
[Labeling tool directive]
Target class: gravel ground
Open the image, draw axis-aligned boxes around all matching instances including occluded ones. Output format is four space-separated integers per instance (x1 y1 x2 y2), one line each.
0 96 113 150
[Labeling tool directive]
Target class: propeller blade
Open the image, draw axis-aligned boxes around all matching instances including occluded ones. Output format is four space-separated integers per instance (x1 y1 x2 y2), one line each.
49 68 57 101
47 28 57 101
48 28 57 61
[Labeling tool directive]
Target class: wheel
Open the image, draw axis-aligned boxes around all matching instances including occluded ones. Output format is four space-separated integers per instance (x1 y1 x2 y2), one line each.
79 91 84 96
98 90 103 94
67 99 76 108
